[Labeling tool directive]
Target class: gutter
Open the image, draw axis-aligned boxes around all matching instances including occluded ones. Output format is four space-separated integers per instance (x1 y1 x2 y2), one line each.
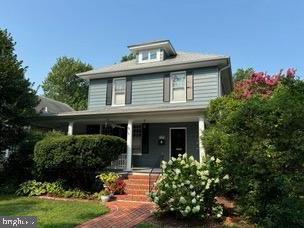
218 58 232 96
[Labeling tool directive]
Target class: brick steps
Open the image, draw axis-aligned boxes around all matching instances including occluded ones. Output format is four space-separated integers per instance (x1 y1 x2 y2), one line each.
115 173 160 202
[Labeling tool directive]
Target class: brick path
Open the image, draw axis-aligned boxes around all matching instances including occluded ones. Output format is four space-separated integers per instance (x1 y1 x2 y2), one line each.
77 201 155 228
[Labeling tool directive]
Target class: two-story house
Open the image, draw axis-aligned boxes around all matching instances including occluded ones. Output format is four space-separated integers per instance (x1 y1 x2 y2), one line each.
35 40 233 171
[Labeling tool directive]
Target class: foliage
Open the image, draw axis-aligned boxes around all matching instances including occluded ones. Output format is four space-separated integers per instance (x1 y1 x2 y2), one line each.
203 71 304 227
97 172 125 194
0 28 38 151
150 154 228 219
121 53 136 62
34 134 126 190
234 68 296 99
42 56 92 110
2 130 45 185
233 68 254 82
16 180 93 200
0 195 108 227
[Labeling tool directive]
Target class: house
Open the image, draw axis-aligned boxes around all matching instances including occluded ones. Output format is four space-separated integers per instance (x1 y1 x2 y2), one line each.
34 40 233 171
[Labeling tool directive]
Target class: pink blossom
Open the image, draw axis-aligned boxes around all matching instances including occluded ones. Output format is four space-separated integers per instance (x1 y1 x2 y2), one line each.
286 68 296 78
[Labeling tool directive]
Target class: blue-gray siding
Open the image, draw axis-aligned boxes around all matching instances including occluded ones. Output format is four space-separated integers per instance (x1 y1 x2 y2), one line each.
132 122 199 167
88 67 219 109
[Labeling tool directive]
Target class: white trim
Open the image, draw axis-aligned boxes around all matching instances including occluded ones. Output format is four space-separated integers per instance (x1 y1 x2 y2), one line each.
169 127 187 159
198 117 205 162
68 121 74 135
170 71 187 103
126 119 133 171
112 77 126 106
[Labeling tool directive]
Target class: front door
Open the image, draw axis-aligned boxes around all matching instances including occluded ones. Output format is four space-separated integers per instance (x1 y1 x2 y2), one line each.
170 128 186 158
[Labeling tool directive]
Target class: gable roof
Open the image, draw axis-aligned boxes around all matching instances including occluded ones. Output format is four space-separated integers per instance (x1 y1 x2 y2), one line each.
77 51 229 80
35 96 74 115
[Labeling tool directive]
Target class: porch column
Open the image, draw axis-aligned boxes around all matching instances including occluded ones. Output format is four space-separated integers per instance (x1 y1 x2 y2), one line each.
68 121 74 136
198 117 205 162
126 119 133 171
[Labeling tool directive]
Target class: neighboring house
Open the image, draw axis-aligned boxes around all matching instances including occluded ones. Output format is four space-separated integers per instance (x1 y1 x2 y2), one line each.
36 96 74 114
34 40 233 171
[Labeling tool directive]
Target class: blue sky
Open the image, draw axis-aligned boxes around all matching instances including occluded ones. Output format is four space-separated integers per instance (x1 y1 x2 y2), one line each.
1 0 303 93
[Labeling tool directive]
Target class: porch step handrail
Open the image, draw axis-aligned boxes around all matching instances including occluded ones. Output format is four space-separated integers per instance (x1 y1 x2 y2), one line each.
148 153 164 193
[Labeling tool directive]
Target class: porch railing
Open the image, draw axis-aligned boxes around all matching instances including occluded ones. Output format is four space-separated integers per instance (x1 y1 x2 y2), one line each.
109 153 127 170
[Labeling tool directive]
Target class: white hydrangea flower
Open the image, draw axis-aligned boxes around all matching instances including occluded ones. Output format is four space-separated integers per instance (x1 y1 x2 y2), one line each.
172 184 177 189
183 153 187 158
170 207 175 211
192 205 200 213
216 213 222 218
223 174 229 180
184 164 189 168
179 196 186 204
203 170 209 176
186 180 191 185
216 158 221 163
165 183 169 188
210 156 215 161
214 178 220 183
190 185 194 189
181 211 188 216
191 191 196 197
154 197 159 203
185 206 191 212
180 183 184 186
189 156 194 161
172 157 176 161
169 198 174 203
175 168 181 175
192 198 197 204
168 160 173 165
180 160 185 165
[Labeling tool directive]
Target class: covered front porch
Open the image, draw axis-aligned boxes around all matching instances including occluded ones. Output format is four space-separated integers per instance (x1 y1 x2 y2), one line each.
33 108 206 171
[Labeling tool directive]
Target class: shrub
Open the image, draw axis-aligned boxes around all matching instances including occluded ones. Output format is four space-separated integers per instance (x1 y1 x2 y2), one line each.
34 134 126 190
97 172 126 194
2 130 45 186
16 180 47 196
150 154 228 219
203 73 304 227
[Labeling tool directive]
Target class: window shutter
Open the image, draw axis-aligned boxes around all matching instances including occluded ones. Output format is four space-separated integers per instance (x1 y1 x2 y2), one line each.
186 71 194 100
125 77 132 104
142 123 149 154
163 74 170 102
106 79 113 105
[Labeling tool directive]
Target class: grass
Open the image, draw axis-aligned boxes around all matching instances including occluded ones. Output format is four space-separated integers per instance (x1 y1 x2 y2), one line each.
0 195 108 228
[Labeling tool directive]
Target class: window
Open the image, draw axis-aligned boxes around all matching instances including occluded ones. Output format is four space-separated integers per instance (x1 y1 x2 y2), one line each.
138 49 160 63
142 51 149 61
149 50 157 60
132 124 142 155
171 72 186 102
112 78 126 105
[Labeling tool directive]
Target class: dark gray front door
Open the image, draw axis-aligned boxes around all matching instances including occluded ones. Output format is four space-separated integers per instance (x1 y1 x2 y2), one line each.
170 128 186 158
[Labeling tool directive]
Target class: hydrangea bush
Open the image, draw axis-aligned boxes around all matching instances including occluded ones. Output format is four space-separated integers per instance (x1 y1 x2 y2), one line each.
150 154 228 219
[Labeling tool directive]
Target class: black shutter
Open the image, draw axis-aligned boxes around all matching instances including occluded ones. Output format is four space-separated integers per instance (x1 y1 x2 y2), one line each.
186 71 194 100
142 123 149 154
125 77 132 104
106 79 113 105
163 74 170 102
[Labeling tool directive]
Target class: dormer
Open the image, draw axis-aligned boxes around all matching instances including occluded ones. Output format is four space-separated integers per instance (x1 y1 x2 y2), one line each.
128 40 177 64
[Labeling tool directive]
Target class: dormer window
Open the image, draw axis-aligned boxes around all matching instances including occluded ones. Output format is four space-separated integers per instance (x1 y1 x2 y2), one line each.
138 49 160 63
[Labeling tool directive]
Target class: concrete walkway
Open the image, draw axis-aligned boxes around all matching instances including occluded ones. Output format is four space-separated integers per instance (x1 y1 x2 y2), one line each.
77 201 155 228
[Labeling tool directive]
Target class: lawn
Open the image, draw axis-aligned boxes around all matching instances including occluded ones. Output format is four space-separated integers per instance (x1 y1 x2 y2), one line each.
0 195 108 228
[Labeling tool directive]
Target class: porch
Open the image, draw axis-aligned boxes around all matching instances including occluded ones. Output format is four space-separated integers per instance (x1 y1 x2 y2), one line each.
33 108 206 171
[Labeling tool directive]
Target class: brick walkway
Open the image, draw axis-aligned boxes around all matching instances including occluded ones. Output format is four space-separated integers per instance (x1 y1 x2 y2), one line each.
77 201 155 228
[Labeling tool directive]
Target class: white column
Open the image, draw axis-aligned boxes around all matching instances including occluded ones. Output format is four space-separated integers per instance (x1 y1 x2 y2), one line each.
198 117 205 162
126 119 133 171
68 121 74 136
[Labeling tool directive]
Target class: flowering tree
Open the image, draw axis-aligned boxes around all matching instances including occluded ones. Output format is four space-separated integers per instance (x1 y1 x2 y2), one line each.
150 154 229 219
234 68 296 99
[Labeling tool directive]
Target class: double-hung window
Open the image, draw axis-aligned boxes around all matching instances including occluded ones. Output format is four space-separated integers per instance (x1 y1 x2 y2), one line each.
170 72 186 102
112 78 126 106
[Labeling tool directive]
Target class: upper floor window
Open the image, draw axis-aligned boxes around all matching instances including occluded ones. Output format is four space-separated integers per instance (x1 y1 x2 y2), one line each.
171 72 186 102
112 78 126 106
138 49 160 63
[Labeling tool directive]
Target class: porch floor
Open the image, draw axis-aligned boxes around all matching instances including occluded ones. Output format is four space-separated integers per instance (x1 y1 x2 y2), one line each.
118 167 161 176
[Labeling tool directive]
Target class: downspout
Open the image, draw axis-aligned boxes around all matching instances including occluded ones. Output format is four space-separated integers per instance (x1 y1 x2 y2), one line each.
218 58 231 96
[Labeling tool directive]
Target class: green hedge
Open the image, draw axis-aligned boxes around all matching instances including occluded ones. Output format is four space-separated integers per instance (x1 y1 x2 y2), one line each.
203 78 304 227
34 134 126 190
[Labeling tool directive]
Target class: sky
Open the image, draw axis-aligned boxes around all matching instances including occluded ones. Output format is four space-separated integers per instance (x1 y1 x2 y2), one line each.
1 0 303 94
